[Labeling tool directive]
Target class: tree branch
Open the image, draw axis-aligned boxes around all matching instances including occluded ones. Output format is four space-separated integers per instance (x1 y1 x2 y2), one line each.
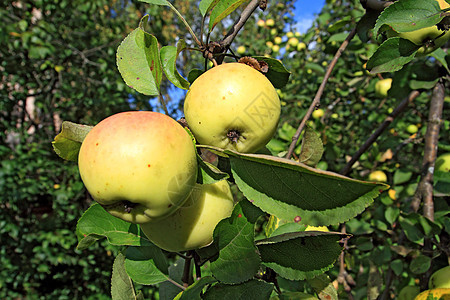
340 90 421 176
286 27 357 160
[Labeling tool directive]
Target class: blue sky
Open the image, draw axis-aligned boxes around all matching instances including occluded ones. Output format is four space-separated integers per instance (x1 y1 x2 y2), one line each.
293 0 325 33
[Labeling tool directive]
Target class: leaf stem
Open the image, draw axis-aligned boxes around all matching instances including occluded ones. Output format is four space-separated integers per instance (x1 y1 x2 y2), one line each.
166 2 202 47
286 27 357 160
158 92 170 116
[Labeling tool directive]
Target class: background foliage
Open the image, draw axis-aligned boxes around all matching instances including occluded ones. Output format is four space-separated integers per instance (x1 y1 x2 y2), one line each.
1 0 449 298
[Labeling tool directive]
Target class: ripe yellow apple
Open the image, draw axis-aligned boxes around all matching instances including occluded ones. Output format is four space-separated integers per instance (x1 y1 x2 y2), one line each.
266 19 275 27
288 37 299 47
368 170 388 182
183 63 281 153
78 111 198 224
140 180 235 252
414 288 450 300
375 78 392 98
312 108 324 119
286 32 294 38
257 19 265 27
274 36 283 44
297 42 306 51
386 0 450 56
266 41 274 48
429 266 450 289
236 45 246 55
272 44 280 52
398 285 420 300
435 153 450 172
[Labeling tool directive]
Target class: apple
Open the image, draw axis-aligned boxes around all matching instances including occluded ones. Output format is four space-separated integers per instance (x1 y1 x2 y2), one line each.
398 285 420 300
266 41 274 48
272 44 280 52
288 37 299 47
274 36 283 44
368 170 388 182
270 28 277 36
297 42 306 51
305 226 329 232
140 180 235 252
312 108 324 119
183 62 281 153
257 19 265 27
266 19 275 27
236 45 246 55
78 111 198 224
375 78 392 98
414 288 450 300
386 0 450 56
406 124 419 134
435 153 450 172
286 31 294 38
429 266 450 289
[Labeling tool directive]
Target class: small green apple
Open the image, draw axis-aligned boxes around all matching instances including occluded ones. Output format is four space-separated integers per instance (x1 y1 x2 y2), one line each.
368 170 388 182
312 108 324 119
429 266 450 289
375 78 392 98
288 37 299 47
184 63 281 153
297 42 306 51
398 285 420 300
435 153 450 172
78 111 198 224
406 124 419 134
140 180 235 252
270 28 277 36
236 45 246 55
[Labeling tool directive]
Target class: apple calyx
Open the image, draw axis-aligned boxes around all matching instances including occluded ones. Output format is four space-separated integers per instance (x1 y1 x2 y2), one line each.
238 57 269 73
227 129 244 144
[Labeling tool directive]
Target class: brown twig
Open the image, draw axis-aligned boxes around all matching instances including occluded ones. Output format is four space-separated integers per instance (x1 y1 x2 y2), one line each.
337 224 355 299
340 90 421 176
410 80 445 216
286 27 357 160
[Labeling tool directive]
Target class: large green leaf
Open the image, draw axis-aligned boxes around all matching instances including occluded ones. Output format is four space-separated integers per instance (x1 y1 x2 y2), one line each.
138 0 170 6
366 37 418 74
159 258 185 300
124 246 170 285
176 276 217 300
200 148 388 226
111 253 137 300
197 155 229 184
117 15 162 96
209 0 247 31
256 231 348 280
199 0 220 16
373 0 442 35
209 203 261 284
52 121 93 161
76 204 153 250
203 279 274 300
160 40 190 90
251 56 291 89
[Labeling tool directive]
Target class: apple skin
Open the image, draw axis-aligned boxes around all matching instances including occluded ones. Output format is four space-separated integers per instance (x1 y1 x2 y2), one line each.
305 226 329 232
184 63 281 153
369 170 388 182
414 288 450 300
78 111 198 224
140 180 235 252
435 153 450 172
429 266 450 289
312 109 324 119
375 78 392 98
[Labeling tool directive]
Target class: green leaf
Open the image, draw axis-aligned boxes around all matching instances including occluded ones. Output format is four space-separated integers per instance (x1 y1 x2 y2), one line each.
76 204 153 250
138 0 170 6
367 260 382 300
197 155 229 184
390 259 404 276
177 276 217 300
367 37 418 74
256 231 348 280
117 15 162 96
112 253 136 300
307 274 338 300
203 148 388 226
373 0 442 35
124 246 169 285
399 215 424 245
356 9 379 43
431 48 450 73
187 68 204 84
203 279 274 300
385 206 400 225
159 258 185 300
52 121 93 161
393 169 413 185
409 254 431 274
160 40 190 89
299 127 323 167
209 0 247 31
199 0 220 16
271 291 319 299
210 203 261 284
251 56 291 89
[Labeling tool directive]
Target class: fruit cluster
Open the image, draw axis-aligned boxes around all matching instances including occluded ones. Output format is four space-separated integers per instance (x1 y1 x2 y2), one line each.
77 62 281 252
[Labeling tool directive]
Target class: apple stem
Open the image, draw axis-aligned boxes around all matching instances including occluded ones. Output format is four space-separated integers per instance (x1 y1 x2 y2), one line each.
182 251 194 286
123 201 137 213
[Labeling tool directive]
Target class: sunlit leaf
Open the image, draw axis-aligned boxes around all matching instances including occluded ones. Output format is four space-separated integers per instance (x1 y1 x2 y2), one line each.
111 253 136 300
209 0 247 31
52 121 93 161
160 40 190 89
